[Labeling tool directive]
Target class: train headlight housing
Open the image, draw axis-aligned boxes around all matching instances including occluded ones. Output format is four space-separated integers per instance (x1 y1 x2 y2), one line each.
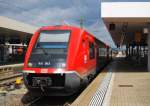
23 70 35 73
54 68 65 73
62 63 66 67
28 62 33 67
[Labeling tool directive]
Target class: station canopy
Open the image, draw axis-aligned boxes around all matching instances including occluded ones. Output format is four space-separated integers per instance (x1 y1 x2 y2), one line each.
0 16 39 43
101 2 150 46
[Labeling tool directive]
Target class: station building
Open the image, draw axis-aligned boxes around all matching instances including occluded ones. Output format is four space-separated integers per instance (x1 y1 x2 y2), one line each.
0 16 38 65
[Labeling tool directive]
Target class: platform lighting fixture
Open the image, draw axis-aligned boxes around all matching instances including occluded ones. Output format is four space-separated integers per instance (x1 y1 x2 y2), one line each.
143 28 149 34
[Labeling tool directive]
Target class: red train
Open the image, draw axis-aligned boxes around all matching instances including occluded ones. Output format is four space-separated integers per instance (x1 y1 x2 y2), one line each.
23 25 111 96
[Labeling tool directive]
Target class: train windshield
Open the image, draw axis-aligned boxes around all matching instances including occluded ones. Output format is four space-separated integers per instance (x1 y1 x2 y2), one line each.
36 30 70 49
28 30 70 68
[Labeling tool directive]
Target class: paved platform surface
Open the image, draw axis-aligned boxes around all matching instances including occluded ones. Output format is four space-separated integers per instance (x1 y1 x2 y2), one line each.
71 58 149 106
108 59 150 106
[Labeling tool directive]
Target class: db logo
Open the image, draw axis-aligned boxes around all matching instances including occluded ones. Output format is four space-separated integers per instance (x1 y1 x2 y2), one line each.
41 69 48 73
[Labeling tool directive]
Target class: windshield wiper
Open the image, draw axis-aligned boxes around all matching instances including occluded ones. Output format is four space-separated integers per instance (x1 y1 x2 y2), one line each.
40 47 48 55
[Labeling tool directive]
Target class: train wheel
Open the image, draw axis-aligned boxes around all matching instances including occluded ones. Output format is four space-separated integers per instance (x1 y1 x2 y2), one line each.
88 74 95 82
21 91 41 104
81 77 89 89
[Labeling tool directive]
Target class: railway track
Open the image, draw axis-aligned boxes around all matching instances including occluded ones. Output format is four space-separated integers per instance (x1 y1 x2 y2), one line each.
24 94 79 106
0 64 23 91
22 87 84 106
0 73 23 92
0 73 22 85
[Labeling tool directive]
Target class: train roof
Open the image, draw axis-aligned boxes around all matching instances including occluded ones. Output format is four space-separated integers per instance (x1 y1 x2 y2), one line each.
39 25 82 31
38 25 109 47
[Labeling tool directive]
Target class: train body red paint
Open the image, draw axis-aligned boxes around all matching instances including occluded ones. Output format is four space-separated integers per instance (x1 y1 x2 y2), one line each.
23 25 111 96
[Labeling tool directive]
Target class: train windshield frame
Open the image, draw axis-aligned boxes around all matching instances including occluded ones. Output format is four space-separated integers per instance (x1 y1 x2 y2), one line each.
35 30 70 49
28 30 71 68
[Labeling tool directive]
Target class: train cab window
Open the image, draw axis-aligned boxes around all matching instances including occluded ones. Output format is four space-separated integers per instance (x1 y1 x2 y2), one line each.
36 30 70 48
28 30 70 68
89 42 95 59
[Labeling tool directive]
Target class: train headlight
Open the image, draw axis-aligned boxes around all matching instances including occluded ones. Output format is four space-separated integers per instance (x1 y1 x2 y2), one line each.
28 62 33 67
54 69 64 74
23 70 35 73
62 63 66 67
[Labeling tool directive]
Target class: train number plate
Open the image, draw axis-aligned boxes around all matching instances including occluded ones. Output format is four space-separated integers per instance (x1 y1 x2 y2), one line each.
41 69 48 73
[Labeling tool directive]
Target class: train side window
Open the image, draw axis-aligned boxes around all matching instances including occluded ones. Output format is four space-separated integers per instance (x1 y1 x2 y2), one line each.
89 42 95 59
99 48 101 56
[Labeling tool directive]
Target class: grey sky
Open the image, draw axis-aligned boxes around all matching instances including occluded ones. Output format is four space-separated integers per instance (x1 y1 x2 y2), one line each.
2 0 142 47
102 0 150 1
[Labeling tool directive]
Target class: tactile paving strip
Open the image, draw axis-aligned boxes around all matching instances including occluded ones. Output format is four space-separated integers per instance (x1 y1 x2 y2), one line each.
88 72 112 106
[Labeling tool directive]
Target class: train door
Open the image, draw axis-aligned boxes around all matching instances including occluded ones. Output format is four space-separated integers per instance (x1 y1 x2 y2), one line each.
88 38 96 72
82 39 88 64
96 45 99 64
106 46 109 61
89 42 95 60
95 43 100 72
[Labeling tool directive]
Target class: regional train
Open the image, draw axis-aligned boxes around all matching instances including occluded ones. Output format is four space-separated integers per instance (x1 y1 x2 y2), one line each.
23 25 111 96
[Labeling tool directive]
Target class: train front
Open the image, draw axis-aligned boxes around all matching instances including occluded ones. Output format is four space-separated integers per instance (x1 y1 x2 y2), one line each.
23 26 81 96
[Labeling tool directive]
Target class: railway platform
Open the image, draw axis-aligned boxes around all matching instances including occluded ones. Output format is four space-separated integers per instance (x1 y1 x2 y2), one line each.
71 58 149 106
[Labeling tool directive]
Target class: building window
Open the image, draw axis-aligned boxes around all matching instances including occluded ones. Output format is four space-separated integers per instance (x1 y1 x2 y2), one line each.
89 42 95 59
